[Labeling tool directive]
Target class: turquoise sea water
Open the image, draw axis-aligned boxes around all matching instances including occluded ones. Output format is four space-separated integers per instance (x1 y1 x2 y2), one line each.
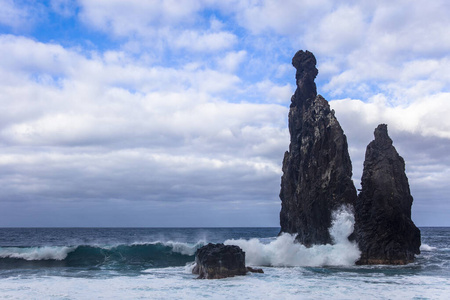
0 226 449 299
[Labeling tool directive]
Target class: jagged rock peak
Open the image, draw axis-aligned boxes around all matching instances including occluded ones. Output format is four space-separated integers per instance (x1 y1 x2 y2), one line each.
279 50 357 246
373 124 393 148
354 124 421 264
291 50 318 104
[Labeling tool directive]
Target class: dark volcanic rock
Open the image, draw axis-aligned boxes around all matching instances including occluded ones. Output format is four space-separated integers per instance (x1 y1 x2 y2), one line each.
354 124 421 264
192 243 247 279
279 50 357 246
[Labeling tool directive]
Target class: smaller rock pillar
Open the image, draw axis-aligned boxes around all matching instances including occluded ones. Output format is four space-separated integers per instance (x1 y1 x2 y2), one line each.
354 124 421 264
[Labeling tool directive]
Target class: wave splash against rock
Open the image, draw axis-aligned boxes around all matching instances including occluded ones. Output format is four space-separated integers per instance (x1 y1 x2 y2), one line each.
227 206 360 267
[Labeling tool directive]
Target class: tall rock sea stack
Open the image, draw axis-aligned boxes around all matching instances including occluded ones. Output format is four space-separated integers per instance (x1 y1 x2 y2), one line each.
279 50 357 245
354 124 421 264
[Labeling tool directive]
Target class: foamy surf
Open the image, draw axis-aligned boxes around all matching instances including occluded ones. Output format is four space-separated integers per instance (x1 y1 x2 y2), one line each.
225 206 361 267
420 244 437 251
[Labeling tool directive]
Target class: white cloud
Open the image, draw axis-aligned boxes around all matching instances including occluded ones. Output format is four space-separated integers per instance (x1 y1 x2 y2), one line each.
0 35 288 224
255 80 294 104
0 0 41 30
233 0 332 35
368 0 450 57
0 35 89 82
317 1 450 98
78 0 202 36
170 30 237 52
304 6 367 55
1 1 450 225
217 50 247 72
76 0 240 55
330 92 450 142
324 56 450 102
78 0 242 54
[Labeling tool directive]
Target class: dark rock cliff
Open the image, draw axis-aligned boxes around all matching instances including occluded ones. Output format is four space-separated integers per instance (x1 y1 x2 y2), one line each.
279 50 357 246
354 124 421 264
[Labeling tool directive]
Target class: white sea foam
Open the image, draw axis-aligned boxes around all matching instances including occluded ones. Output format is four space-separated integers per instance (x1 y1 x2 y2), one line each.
420 243 437 251
3 268 450 300
225 205 361 267
0 246 74 261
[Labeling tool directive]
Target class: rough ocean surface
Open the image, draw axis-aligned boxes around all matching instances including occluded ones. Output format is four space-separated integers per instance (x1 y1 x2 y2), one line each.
0 227 449 299
279 50 357 245
354 124 421 264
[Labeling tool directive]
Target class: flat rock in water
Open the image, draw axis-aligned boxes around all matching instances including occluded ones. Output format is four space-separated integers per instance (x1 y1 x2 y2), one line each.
192 243 248 279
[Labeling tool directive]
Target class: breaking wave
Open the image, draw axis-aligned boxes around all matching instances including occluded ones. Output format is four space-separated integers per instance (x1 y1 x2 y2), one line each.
0 241 203 269
0 246 74 261
225 206 361 267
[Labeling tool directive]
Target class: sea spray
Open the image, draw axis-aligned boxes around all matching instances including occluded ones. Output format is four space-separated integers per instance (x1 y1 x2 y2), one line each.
329 205 355 244
225 206 361 267
420 244 437 251
129 241 204 256
161 241 205 256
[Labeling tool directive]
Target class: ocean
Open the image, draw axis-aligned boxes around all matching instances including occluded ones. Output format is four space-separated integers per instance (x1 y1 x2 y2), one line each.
0 210 449 299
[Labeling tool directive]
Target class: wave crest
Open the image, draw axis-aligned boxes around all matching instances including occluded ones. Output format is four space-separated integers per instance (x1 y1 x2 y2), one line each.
0 246 75 261
0 241 201 268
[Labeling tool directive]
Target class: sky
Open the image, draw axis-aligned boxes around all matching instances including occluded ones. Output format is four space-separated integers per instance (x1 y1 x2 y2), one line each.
0 0 449 227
